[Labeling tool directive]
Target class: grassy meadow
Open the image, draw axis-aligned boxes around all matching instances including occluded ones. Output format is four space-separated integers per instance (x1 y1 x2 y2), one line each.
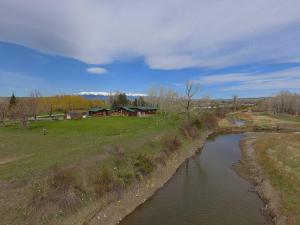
0 114 192 225
0 115 178 180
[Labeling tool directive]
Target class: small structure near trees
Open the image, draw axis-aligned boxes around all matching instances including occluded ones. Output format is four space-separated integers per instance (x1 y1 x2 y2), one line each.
65 110 87 120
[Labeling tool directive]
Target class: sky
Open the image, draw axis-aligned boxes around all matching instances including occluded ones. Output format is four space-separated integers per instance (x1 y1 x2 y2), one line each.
0 0 300 98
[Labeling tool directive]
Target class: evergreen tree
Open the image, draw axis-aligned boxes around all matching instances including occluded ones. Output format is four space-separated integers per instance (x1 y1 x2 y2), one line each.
9 93 17 109
137 96 146 106
133 98 138 106
118 93 128 106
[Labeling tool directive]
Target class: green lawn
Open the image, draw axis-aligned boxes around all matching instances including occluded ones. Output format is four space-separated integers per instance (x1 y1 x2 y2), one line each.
0 115 179 180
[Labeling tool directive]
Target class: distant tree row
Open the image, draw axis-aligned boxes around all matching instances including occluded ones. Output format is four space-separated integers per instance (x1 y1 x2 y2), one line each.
258 91 300 115
0 92 106 127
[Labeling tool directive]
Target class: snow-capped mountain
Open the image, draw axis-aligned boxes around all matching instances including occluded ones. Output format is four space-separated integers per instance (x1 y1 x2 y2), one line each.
75 91 147 100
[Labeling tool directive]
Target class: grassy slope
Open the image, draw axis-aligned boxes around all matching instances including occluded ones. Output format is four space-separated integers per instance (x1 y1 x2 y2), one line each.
253 133 300 225
0 115 184 225
0 115 178 180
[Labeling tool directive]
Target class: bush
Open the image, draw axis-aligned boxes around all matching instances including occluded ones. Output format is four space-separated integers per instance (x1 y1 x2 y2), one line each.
154 151 168 165
94 166 119 197
190 117 202 129
199 112 218 129
111 146 126 168
133 154 154 176
180 121 199 139
31 166 83 212
163 135 181 153
117 168 134 187
48 166 76 191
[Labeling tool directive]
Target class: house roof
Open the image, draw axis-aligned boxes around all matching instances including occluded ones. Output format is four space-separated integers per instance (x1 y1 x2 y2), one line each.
130 106 158 111
119 106 136 112
88 107 110 112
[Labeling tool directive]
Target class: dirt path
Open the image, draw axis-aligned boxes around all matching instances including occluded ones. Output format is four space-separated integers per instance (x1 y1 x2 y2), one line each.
0 154 31 165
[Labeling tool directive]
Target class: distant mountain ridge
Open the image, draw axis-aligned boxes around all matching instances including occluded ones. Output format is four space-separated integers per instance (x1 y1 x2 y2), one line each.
75 91 147 100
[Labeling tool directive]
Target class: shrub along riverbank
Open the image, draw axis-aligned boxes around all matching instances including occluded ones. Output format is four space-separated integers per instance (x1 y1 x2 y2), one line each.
0 113 219 225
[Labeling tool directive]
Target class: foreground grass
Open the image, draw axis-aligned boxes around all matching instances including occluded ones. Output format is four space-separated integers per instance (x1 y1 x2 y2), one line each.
0 115 177 180
253 133 300 225
0 115 191 225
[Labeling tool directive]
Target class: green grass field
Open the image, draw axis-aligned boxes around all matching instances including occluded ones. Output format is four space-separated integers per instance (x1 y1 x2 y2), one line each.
0 115 179 180
0 115 187 225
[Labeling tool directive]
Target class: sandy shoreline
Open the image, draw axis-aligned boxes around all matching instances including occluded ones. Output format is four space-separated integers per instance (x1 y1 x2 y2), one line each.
233 132 287 225
87 132 210 225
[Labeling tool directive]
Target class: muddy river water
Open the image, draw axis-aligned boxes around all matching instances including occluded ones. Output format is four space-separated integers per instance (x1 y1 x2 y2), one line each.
120 134 267 225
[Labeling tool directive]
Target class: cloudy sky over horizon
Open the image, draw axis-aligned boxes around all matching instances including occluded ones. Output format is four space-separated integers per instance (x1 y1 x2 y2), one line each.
0 0 300 98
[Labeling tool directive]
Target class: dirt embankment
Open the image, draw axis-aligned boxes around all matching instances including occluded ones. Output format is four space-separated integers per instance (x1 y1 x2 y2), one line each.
85 132 210 225
233 132 287 225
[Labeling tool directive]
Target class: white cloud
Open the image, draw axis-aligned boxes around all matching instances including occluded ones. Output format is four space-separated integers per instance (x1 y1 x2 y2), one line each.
86 67 107 74
197 67 300 91
0 0 299 69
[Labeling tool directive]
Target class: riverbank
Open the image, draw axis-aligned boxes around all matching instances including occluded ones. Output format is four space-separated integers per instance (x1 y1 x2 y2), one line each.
87 131 210 225
234 132 293 225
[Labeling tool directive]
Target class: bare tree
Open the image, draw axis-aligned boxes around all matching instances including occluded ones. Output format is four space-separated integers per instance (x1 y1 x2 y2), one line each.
10 100 31 128
184 80 200 119
147 86 181 114
232 95 239 111
28 90 41 120
0 100 9 126
258 91 300 116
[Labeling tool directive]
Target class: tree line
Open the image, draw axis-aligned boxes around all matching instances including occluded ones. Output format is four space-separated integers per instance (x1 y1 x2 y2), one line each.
0 92 106 127
258 91 300 116
0 92 150 127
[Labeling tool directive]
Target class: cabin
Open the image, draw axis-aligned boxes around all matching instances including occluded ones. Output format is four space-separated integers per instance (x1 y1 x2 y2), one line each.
114 106 137 116
65 110 87 120
130 106 158 116
88 107 110 117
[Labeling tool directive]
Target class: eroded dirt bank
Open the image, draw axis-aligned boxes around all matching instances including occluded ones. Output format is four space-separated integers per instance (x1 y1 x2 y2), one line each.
233 132 287 225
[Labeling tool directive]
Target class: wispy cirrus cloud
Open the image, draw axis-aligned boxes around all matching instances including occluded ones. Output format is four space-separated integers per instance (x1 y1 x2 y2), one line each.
86 67 107 74
0 0 299 70
197 67 300 91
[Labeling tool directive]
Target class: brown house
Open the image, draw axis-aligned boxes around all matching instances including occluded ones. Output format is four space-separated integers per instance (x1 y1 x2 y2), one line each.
88 107 110 116
130 106 158 116
114 106 137 116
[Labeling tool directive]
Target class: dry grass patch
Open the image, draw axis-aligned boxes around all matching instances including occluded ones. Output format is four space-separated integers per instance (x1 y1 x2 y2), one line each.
253 133 300 225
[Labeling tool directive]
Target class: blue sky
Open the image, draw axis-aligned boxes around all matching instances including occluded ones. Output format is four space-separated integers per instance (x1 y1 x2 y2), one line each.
0 0 300 98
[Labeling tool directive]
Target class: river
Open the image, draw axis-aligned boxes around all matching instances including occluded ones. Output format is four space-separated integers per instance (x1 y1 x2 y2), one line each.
119 134 267 225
